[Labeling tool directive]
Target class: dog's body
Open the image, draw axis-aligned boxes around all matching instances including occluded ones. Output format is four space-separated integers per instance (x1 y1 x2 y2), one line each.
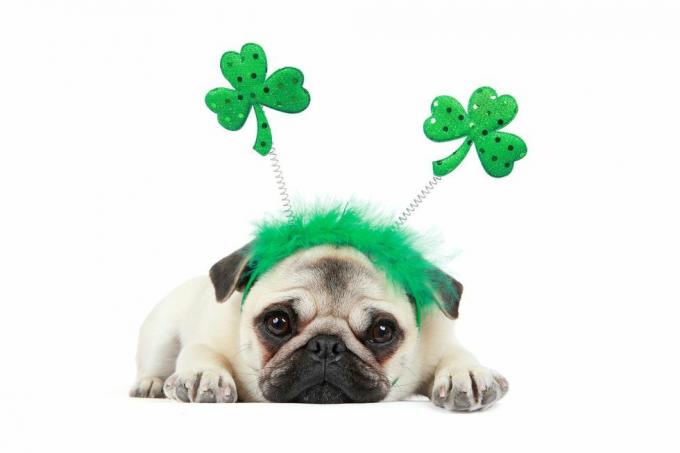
131 245 508 410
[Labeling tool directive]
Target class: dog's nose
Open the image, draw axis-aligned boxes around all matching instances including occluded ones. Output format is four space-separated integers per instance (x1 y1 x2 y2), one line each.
305 335 346 362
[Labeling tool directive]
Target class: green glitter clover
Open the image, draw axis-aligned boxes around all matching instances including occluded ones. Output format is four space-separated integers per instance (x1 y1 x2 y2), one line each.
424 87 527 178
205 43 310 156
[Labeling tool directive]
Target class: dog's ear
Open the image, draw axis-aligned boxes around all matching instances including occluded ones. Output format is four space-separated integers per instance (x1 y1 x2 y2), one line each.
429 269 464 319
209 242 254 302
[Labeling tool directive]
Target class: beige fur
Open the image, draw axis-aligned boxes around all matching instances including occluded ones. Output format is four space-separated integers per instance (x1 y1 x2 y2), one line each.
131 246 508 410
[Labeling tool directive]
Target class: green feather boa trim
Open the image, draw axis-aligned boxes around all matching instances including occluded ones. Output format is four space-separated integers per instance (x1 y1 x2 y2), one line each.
242 204 455 326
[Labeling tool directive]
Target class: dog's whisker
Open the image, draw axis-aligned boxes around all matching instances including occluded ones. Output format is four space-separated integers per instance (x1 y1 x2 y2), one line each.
227 343 253 362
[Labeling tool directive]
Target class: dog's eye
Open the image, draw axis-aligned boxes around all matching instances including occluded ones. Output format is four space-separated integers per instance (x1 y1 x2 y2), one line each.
368 320 394 344
265 311 292 337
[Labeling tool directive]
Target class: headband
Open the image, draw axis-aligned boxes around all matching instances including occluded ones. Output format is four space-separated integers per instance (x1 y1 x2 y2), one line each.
205 42 527 320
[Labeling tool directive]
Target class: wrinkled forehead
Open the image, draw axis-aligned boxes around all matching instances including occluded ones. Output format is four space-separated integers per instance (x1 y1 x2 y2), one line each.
244 246 411 324
293 248 381 307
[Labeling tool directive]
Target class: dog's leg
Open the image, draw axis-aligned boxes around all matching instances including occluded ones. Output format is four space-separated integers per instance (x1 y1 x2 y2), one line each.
428 342 508 412
163 343 238 403
129 306 180 398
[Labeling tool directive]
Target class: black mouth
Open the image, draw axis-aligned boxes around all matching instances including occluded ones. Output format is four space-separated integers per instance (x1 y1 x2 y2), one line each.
260 359 389 404
291 381 351 404
259 335 390 404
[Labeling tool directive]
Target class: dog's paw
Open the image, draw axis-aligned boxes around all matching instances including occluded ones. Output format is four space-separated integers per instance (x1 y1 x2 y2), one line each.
163 369 237 403
130 377 165 398
431 366 508 412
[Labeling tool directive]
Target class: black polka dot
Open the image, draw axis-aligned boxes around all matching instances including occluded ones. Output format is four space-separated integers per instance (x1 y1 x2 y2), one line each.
492 155 498 161
458 115 464 120
495 137 501 143
250 73 257 79
467 139 473 145
508 145 514 151
504 162 510 168
253 53 259 59
479 148 485 153
260 141 267 147
446 107 452 113
443 126 449 132
262 123 268 129
237 76 243 82
436 160 442 165
237 94 243 100
482 129 488 136
263 87 270 93
497 119 504 125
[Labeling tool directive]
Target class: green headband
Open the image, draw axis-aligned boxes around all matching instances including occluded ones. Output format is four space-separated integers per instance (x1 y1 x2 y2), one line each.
202 43 527 324
242 204 456 327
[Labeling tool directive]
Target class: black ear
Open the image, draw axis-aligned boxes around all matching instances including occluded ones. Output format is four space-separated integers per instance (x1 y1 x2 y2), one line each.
209 242 254 302
429 269 464 319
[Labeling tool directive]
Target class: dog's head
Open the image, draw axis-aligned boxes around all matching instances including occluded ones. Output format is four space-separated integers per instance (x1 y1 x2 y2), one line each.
209 243 462 403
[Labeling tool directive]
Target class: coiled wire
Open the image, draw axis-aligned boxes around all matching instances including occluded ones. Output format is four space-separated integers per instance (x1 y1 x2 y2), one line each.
268 147 294 221
395 175 443 227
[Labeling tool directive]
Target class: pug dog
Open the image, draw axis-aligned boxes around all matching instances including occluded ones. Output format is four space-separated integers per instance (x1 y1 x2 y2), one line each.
130 243 508 411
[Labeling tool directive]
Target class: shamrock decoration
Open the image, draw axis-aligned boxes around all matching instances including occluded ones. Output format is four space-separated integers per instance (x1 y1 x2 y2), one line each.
205 43 310 156
423 87 527 178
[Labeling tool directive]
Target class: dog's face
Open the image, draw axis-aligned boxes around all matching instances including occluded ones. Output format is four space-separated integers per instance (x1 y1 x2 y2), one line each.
209 244 462 403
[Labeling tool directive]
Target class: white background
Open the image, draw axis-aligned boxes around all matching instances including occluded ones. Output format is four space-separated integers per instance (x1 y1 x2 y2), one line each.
1 0 679 452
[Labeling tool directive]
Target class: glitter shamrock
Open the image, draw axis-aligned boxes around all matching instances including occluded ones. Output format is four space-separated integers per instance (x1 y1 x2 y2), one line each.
205 43 310 156
423 87 527 178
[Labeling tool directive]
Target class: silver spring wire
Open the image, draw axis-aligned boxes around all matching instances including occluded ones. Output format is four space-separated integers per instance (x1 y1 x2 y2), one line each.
268 147 294 221
395 175 443 227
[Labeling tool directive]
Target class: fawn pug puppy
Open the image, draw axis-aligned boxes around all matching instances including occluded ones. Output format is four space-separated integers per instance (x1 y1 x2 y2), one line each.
130 243 508 411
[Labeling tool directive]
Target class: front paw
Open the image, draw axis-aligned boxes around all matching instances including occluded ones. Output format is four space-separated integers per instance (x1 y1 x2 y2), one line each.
431 367 508 412
163 369 237 403
130 376 165 398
